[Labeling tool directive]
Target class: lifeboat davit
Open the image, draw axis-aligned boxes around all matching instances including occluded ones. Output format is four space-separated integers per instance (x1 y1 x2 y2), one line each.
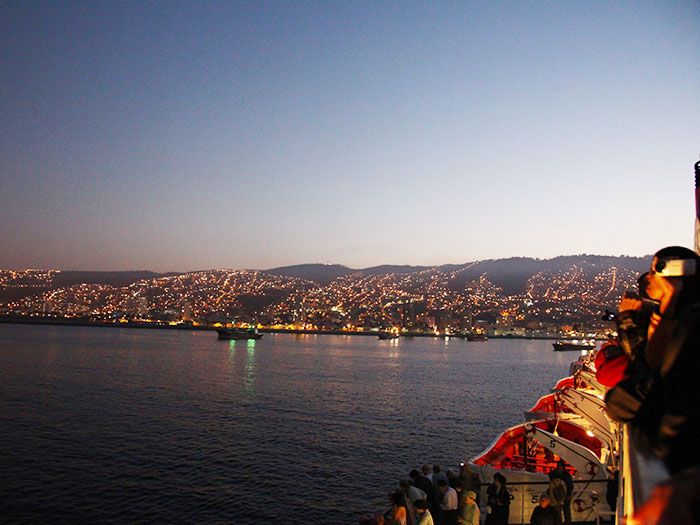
526 388 619 456
469 419 609 523
525 392 575 420
471 419 607 474
552 369 605 396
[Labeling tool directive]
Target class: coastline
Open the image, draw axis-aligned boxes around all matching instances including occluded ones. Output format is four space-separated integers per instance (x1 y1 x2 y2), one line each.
0 315 598 340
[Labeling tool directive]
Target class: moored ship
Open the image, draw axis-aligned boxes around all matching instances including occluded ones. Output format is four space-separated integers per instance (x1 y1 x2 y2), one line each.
465 328 488 341
552 339 596 352
377 328 400 340
216 326 263 340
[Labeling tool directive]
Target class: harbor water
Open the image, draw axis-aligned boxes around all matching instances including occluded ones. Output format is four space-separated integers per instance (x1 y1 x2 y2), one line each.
0 324 575 524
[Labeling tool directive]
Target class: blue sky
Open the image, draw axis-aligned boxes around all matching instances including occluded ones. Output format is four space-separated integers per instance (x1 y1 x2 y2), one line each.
1 1 699 271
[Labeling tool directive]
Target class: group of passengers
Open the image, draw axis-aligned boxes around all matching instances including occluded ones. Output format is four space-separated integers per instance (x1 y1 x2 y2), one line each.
359 460 577 525
359 464 482 525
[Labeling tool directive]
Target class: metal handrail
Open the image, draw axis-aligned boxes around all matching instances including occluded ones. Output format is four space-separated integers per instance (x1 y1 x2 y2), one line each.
620 424 669 524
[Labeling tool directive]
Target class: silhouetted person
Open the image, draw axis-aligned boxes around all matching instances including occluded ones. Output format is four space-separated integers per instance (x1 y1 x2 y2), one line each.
485 473 509 525
457 489 479 525
552 461 573 525
605 247 700 522
530 493 561 525
411 469 436 508
438 479 458 525
457 463 481 506
415 499 434 525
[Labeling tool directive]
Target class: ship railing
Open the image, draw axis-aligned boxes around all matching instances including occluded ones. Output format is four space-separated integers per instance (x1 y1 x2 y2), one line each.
619 424 669 524
595 509 616 525
476 478 610 525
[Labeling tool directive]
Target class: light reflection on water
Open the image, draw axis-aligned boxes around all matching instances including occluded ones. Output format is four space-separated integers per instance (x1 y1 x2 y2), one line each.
228 338 259 402
0 324 574 524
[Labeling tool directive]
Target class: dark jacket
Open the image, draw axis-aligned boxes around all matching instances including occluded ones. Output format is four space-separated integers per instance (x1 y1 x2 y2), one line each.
530 505 561 525
414 475 436 504
485 484 509 525
605 304 700 474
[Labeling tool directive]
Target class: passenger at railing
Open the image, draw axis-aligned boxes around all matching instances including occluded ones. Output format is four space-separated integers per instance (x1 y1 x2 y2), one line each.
456 463 481 506
603 246 700 522
547 470 567 525
605 469 618 512
485 473 509 525
432 465 449 494
606 246 700 471
437 479 458 525
387 491 407 525
400 478 427 504
421 465 434 484
529 493 561 525
410 469 436 510
420 465 441 524
446 470 458 489
432 465 450 524
414 499 434 525
456 489 479 525
551 460 573 525
606 247 700 464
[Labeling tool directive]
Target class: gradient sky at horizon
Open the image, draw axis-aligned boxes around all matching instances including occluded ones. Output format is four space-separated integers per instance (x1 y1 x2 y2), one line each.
2 1 699 272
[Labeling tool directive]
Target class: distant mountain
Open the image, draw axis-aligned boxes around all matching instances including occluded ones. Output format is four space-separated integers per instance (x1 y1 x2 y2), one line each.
0 270 178 303
2 255 661 331
264 256 653 291
2 256 654 307
263 264 355 286
445 255 651 295
264 263 432 284
357 265 430 276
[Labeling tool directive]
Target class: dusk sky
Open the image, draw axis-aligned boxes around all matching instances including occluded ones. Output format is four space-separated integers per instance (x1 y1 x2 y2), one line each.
2 2 699 272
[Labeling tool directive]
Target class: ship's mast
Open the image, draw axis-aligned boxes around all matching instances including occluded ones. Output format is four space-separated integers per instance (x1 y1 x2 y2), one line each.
695 157 700 255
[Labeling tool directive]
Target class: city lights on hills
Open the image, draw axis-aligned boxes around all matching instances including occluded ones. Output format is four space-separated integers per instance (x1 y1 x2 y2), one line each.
0 259 643 338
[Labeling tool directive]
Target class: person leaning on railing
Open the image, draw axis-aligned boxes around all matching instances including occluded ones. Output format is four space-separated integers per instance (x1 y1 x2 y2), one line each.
601 246 700 523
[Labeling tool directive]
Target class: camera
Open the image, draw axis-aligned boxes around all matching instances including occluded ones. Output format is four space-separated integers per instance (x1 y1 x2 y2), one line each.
622 291 661 315
602 291 662 358
601 309 616 322
603 291 660 323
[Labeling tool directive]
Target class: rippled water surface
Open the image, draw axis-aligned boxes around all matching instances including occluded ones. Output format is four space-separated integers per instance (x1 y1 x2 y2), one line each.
0 324 576 524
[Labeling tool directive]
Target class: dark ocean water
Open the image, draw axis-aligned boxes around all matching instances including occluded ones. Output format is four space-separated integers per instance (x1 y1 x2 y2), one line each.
0 324 575 524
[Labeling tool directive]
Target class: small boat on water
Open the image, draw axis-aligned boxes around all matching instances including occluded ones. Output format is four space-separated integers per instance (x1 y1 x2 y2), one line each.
552 339 596 352
466 331 488 341
216 326 263 340
377 331 399 340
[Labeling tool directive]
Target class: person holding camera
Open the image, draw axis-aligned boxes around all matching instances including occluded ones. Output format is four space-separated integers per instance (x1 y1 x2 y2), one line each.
605 247 700 468
603 246 700 523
